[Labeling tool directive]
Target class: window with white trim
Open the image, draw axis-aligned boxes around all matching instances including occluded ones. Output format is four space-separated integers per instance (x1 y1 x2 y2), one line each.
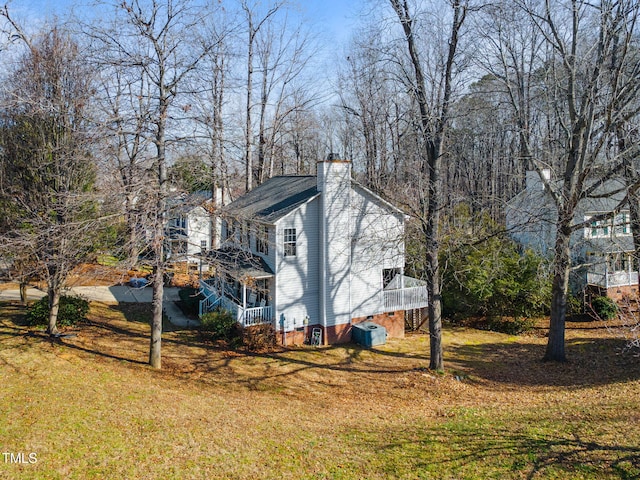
614 212 631 236
585 212 632 238
585 215 610 238
284 228 297 257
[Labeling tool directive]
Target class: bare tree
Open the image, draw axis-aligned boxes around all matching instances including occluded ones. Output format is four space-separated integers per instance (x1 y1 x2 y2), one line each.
0 19 103 334
241 0 284 192
96 67 155 265
90 0 217 368
510 0 640 361
388 0 469 371
254 14 318 183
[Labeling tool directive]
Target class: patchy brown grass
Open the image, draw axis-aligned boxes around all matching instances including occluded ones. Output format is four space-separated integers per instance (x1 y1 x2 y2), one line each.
1 302 639 479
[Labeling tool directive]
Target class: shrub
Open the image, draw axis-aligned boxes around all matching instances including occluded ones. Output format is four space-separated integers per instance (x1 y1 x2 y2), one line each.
178 287 203 316
441 225 551 321
26 295 90 327
200 309 239 341
485 317 535 335
566 293 584 317
590 296 618 320
243 324 276 351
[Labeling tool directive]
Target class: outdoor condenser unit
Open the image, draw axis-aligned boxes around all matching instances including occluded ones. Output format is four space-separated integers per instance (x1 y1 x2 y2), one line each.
351 321 387 347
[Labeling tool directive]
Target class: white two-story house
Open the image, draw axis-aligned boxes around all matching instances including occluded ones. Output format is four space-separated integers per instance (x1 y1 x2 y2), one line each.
506 170 638 301
166 188 225 266
198 155 428 345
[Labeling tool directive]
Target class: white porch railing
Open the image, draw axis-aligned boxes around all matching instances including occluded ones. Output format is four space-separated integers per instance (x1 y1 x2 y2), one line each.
587 271 639 288
383 286 429 311
199 279 218 297
199 279 273 327
237 305 274 326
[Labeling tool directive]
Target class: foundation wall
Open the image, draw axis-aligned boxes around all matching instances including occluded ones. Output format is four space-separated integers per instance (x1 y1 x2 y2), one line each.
351 311 405 339
586 284 639 303
276 310 406 346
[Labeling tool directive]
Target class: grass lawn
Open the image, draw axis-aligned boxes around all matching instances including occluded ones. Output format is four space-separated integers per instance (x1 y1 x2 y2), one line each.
1 301 639 479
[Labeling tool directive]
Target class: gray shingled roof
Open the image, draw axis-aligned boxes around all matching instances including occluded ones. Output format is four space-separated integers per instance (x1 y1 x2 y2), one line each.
224 176 318 223
203 248 274 279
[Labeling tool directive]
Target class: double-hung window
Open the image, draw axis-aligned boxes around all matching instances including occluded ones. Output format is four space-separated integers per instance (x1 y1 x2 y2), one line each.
586 216 610 238
284 228 297 257
614 212 631 236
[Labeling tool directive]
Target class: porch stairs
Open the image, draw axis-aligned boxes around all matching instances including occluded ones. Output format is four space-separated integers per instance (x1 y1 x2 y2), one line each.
198 280 273 327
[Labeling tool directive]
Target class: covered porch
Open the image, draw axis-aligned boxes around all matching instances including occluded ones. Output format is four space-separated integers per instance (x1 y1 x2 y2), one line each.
198 249 274 327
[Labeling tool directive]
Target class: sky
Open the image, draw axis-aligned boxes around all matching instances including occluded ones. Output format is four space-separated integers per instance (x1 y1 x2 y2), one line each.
10 0 362 46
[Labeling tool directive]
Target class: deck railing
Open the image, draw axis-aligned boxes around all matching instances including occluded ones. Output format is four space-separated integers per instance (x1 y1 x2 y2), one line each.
587 271 639 288
383 286 429 311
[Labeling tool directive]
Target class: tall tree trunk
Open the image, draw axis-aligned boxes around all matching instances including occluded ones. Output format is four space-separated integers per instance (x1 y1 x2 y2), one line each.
150 264 163 368
425 214 443 369
545 219 571 361
257 61 268 184
19 281 27 306
245 24 254 192
389 0 466 371
47 284 61 336
149 92 168 369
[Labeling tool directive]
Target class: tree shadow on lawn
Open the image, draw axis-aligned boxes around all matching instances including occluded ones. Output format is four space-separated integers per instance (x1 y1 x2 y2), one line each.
0 301 209 366
446 337 640 387
357 423 640 479
104 303 183 333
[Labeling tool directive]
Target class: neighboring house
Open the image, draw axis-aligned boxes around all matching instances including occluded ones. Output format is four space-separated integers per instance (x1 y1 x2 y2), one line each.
198 155 429 345
506 170 638 301
166 188 225 265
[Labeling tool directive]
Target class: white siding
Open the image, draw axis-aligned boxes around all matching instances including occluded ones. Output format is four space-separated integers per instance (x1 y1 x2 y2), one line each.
186 206 211 259
350 187 404 318
274 198 320 331
317 161 352 327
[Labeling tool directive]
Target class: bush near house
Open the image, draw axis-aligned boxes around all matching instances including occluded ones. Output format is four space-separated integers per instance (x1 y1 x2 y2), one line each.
439 210 551 327
590 296 618 321
200 309 276 350
200 309 240 342
177 287 203 317
243 323 276 351
484 317 536 335
26 295 90 327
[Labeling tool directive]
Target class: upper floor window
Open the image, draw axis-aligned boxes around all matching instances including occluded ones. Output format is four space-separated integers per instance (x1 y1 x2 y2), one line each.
585 212 631 239
284 228 297 257
169 215 187 235
590 218 609 238
614 212 631 236
257 225 269 255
